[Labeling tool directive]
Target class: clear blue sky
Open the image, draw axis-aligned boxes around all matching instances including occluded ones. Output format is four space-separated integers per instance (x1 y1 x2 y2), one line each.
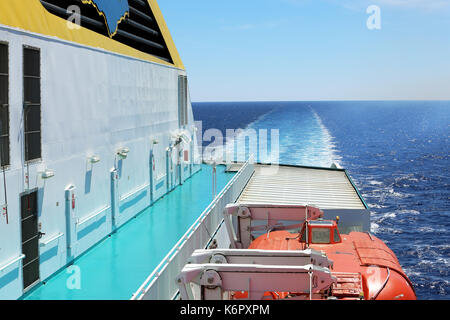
158 0 450 102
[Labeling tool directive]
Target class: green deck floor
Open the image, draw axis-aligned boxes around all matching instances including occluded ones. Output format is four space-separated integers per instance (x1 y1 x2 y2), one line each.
23 165 235 300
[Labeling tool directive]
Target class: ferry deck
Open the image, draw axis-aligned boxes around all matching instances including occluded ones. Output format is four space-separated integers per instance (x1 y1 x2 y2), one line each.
132 160 369 300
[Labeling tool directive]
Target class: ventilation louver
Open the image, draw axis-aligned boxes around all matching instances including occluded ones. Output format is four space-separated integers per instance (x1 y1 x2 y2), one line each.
40 0 173 63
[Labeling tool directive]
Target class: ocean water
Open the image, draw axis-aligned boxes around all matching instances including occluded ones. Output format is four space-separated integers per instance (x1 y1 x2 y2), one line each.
193 101 450 300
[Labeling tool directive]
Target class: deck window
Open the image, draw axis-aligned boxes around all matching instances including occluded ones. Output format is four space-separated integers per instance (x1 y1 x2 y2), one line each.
311 228 331 244
23 47 41 162
0 43 9 167
178 75 188 127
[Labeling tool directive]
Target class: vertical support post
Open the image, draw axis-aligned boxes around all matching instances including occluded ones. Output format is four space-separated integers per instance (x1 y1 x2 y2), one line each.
223 206 241 249
309 267 313 300
111 169 119 229
239 217 251 249
65 185 77 262
178 147 183 185
190 133 194 177
166 148 170 192
305 205 309 248
149 150 154 204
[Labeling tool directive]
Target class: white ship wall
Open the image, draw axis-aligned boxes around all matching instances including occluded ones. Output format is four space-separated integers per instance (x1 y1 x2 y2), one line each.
0 26 200 300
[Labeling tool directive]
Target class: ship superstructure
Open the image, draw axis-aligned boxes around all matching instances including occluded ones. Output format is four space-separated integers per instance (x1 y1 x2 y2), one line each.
0 0 200 299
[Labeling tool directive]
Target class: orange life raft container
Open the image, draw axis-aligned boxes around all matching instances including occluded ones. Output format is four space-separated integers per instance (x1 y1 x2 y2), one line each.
243 219 416 300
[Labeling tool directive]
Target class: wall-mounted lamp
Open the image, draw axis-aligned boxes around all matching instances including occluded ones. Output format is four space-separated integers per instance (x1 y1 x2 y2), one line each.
41 169 55 179
152 139 159 145
88 155 101 164
171 131 191 146
117 147 130 160
180 132 192 144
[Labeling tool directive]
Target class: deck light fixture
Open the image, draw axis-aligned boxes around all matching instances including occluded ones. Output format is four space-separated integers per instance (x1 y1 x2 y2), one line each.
88 155 101 164
117 147 130 160
41 169 55 179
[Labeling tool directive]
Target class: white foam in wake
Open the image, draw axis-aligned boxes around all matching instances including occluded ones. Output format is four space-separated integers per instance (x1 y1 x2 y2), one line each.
309 109 342 167
204 105 342 168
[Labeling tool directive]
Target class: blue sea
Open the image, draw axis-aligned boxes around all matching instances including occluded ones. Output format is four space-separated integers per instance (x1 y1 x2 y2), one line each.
193 101 450 300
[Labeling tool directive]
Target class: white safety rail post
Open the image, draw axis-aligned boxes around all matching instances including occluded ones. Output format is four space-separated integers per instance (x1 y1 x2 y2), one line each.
131 157 255 300
149 150 154 204
65 185 77 262
110 169 120 229
176 263 336 300
223 204 323 249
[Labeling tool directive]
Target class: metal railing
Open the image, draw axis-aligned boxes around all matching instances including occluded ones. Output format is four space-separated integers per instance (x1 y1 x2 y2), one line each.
0 255 25 273
131 157 254 300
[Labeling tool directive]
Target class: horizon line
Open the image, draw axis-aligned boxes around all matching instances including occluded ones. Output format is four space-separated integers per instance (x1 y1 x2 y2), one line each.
192 99 450 103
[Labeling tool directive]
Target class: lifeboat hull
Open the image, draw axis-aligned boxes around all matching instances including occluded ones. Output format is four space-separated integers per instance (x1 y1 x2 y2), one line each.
248 231 416 300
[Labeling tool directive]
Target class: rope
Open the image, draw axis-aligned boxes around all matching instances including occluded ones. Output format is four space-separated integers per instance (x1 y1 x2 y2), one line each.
203 222 212 244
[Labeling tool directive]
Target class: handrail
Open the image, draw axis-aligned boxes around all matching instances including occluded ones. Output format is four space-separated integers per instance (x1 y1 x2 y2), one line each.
0 254 25 273
345 170 369 210
39 232 64 246
371 267 390 300
119 183 149 202
131 156 254 300
156 174 166 182
77 206 109 226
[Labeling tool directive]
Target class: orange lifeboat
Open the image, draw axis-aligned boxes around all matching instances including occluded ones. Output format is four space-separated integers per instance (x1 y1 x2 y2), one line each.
176 204 417 301
246 219 416 300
